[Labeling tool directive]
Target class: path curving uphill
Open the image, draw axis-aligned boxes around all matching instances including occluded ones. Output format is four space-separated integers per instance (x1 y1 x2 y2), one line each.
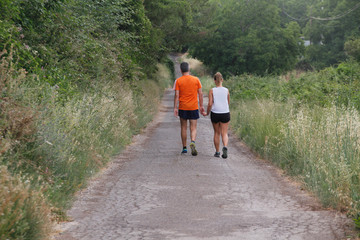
56 56 351 240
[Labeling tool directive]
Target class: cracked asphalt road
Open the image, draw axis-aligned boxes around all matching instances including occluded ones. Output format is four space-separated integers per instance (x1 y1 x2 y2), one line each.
56 60 352 240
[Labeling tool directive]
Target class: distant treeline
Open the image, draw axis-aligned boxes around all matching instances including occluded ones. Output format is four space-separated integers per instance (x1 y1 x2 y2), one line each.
189 0 360 76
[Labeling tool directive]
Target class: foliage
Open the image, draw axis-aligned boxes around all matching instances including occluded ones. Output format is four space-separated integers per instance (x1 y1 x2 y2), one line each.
345 37 360 62
226 59 360 229
226 61 360 110
189 0 360 73
143 0 210 52
190 0 303 76
0 0 174 238
282 0 360 69
354 213 360 230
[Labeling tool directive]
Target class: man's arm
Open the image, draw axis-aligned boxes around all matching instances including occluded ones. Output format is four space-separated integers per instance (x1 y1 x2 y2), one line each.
174 90 179 117
198 88 205 116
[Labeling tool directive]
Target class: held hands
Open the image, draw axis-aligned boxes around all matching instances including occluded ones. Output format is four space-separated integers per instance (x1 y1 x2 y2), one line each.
200 107 207 116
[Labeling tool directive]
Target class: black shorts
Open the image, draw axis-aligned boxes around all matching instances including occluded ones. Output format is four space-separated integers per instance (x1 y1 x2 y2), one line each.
179 109 200 120
211 112 230 123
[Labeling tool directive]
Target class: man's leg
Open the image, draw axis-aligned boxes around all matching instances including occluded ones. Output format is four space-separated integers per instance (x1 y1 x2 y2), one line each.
180 118 188 148
189 119 197 142
189 119 198 156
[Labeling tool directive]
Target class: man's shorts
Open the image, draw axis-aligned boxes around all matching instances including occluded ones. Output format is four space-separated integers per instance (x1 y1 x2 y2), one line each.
179 109 200 120
211 112 230 123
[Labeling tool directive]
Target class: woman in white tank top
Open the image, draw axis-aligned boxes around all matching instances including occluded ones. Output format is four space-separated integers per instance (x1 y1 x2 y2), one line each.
204 72 230 158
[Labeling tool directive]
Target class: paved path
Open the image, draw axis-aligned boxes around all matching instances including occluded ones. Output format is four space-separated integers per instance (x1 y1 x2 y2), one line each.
56 60 351 240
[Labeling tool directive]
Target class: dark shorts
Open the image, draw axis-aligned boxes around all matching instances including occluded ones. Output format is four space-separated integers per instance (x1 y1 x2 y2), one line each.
179 109 200 120
211 112 230 123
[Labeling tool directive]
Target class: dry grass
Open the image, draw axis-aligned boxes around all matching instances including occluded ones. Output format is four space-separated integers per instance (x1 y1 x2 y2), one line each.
0 166 52 240
0 48 36 154
181 53 209 77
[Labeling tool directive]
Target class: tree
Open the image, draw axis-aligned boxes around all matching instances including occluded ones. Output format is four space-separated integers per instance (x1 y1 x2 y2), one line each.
345 37 360 62
303 0 360 68
143 0 209 52
190 0 302 76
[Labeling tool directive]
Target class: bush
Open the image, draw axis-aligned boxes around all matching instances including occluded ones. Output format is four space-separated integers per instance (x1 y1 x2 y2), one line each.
227 61 360 110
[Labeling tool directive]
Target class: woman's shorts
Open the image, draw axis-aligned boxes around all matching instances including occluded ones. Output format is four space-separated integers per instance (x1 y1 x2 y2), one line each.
211 112 230 123
179 109 200 120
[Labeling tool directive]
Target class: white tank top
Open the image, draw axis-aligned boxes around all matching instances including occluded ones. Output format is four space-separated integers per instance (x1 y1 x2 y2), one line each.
211 87 229 113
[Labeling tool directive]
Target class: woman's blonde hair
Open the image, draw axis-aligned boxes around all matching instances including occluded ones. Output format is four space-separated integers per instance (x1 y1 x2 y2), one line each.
214 72 223 84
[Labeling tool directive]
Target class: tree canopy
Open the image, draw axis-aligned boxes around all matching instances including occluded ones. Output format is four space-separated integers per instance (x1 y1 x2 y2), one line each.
282 0 360 69
189 0 302 76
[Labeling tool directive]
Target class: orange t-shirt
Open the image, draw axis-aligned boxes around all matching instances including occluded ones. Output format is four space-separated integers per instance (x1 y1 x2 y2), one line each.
175 75 202 110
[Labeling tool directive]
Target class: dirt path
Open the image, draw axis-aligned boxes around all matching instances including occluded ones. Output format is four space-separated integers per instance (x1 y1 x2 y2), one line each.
56 57 352 240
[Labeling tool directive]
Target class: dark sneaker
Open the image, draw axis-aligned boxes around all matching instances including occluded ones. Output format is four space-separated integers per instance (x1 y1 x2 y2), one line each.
181 148 187 154
222 147 228 159
190 142 198 156
214 152 220 157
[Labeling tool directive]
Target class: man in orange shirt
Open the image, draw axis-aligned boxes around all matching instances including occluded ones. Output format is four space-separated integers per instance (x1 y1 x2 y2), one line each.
174 62 205 156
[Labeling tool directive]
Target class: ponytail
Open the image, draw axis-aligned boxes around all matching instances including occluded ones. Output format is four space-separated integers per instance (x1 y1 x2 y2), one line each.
214 72 223 85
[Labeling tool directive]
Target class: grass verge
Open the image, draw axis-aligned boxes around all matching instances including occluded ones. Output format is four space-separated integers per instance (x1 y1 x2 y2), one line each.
231 100 360 214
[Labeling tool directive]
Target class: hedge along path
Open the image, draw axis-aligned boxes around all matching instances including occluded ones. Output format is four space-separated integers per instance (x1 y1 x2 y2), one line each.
55 58 352 240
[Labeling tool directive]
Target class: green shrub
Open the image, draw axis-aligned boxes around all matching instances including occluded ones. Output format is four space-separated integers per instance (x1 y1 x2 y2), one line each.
227 61 360 110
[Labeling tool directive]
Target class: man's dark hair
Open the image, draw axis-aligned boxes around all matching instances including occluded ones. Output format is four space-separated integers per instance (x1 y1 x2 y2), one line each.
180 62 189 73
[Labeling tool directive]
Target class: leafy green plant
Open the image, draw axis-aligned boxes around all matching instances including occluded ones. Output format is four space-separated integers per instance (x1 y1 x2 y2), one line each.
354 213 360 230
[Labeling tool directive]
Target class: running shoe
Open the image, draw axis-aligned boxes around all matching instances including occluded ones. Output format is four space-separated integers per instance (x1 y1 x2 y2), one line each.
222 147 228 159
214 152 220 158
190 142 198 156
181 148 187 154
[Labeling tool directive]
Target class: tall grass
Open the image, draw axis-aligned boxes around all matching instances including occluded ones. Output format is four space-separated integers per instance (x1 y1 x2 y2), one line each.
231 100 360 214
0 166 52 240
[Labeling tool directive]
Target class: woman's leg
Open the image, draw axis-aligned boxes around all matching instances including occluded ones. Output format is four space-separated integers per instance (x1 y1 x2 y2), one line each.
212 122 221 152
220 122 229 147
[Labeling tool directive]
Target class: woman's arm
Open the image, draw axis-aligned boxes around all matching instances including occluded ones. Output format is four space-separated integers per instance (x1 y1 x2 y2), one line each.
206 89 213 116
228 90 230 105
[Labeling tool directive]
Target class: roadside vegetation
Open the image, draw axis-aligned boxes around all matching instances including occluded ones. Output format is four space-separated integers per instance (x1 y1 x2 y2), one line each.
0 0 175 239
186 0 360 233
2 0 360 238
227 61 360 228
